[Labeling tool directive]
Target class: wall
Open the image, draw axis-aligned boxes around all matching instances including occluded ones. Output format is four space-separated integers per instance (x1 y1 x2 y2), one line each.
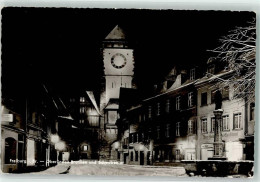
197 85 245 161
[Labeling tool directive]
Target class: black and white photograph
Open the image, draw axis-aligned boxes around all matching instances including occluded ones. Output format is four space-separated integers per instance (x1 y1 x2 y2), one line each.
1 7 256 177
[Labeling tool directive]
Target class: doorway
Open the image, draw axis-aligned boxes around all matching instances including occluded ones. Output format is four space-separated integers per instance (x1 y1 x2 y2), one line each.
140 151 144 165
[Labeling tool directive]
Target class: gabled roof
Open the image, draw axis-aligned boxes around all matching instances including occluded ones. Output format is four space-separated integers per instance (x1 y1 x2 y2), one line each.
105 25 125 40
86 91 101 115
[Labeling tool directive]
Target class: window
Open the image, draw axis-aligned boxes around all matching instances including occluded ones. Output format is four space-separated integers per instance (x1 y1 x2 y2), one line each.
250 103 255 121
156 103 160 116
176 122 180 136
80 107 85 114
190 68 195 80
79 119 84 124
211 117 215 132
156 126 160 139
139 114 142 122
188 120 194 134
83 145 88 151
201 92 207 106
136 133 139 143
175 149 180 160
222 115 229 131
234 113 242 129
165 124 170 138
131 134 134 143
148 106 152 119
135 151 138 161
80 97 85 103
176 96 181 110
211 90 216 103
188 92 193 107
222 87 229 100
165 99 170 113
207 65 215 74
201 118 207 133
130 151 133 161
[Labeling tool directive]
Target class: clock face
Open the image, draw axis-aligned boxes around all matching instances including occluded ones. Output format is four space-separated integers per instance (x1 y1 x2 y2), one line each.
111 53 127 69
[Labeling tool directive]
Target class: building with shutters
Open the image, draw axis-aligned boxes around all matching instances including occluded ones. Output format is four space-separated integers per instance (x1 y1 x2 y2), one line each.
116 65 200 165
195 58 255 161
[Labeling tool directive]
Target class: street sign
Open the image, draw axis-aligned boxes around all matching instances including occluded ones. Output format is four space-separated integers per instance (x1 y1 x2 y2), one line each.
1 114 13 122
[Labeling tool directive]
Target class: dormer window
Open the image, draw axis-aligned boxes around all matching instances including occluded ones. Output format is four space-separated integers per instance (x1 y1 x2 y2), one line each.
190 68 195 80
207 64 215 75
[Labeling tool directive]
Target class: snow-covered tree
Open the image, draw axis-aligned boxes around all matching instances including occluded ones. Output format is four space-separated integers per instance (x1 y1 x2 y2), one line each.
208 19 256 103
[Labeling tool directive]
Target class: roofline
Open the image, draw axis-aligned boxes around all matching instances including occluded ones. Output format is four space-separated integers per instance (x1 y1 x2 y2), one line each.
143 80 197 102
194 70 235 88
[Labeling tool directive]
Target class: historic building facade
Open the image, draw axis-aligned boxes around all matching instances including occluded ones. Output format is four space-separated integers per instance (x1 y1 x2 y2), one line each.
195 59 255 161
117 66 200 165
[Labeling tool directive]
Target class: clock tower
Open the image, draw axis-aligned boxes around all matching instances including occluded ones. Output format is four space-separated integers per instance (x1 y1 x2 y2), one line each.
99 25 134 158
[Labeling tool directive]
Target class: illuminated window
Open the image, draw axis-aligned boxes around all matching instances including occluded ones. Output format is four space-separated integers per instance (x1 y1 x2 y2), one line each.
80 97 85 103
83 145 88 151
80 107 85 114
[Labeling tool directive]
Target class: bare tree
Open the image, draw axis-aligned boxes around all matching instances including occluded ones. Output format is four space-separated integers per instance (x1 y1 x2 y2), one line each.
208 19 256 103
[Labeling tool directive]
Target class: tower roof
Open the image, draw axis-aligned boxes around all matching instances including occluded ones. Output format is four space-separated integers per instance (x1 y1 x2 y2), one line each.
105 25 125 40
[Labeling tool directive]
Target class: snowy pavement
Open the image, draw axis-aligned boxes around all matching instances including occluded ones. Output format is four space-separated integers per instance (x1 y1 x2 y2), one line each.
33 161 187 176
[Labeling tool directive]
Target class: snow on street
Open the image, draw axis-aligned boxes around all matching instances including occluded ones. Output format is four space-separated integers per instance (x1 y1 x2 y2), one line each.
33 161 187 176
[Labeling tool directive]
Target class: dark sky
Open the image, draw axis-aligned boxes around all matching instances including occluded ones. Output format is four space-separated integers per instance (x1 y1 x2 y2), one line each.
1 7 255 99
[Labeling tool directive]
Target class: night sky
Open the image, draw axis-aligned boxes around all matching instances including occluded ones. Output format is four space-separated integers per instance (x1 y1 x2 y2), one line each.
1 8 255 100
